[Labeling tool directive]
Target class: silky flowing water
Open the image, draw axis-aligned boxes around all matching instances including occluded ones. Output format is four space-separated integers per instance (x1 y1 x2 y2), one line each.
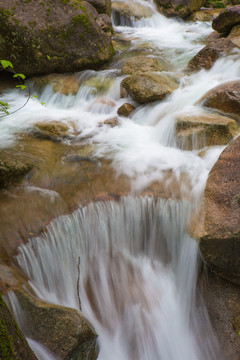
3 0 240 359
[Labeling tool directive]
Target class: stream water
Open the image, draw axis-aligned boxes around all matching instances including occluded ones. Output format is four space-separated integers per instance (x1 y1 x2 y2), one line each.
3 0 240 359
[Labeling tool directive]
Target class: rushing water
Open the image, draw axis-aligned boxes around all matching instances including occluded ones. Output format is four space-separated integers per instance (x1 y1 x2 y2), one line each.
3 1 240 359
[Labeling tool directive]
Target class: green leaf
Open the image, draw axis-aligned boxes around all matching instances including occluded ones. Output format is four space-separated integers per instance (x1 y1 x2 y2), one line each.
46 55 51 60
238 331 240 337
13 73 26 80
40 102 45 106
16 85 26 90
0 60 13 69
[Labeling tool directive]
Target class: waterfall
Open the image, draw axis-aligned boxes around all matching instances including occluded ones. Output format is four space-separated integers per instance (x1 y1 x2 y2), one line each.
10 196 219 360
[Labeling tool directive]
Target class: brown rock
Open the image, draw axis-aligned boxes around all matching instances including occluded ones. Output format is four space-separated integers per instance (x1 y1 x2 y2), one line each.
112 1 154 22
227 23 240 46
0 0 114 77
187 38 238 71
103 117 120 126
33 121 70 142
212 5 240 34
121 72 179 104
121 56 165 75
154 0 204 19
199 135 240 285
14 290 98 360
0 293 37 360
33 74 82 95
176 113 239 150
197 80 240 118
189 8 222 22
117 103 135 117
85 0 111 16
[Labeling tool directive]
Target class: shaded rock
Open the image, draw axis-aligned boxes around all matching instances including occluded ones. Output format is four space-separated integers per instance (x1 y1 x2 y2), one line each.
197 80 240 118
0 0 114 77
189 8 222 21
199 135 240 286
0 293 37 360
121 72 179 104
227 23 240 46
85 0 111 16
122 56 165 75
198 271 240 360
112 1 154 23
212 5 240 34
33 74 82 95
33 121 70 142
187 38 238 71
176 113 239 150
0 151 33 188
206 30 222 45
155 0 204 19
15 290 98 360
117 103 135 117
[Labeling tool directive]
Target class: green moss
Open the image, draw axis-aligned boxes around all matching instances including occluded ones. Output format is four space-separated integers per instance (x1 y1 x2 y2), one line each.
72 14 89 29
0 295 14 360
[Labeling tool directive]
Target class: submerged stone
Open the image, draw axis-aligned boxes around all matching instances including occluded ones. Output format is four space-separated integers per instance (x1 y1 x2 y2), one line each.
121 56 166 75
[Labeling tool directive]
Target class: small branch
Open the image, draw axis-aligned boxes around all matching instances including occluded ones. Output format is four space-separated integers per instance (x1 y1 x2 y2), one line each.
77 256 82 311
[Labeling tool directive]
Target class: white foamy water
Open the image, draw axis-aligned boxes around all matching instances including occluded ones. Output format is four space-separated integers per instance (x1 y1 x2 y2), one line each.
2 2 239 359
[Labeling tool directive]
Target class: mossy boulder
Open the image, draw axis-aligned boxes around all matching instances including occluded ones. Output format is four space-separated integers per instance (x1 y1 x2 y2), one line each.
0 151 33 188
176 113 239 150
0 293 37 360
33 121 70 141
212 5 240 34
121 72 179 104
121 56 166 75
154 0 204 19
15 290 98 360
0 0 114 77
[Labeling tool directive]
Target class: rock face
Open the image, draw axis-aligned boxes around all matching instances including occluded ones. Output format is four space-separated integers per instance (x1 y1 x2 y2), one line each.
0 293 37 360
0 0 114 77
154 0 204 19
199 135 240 286
112 1 154 22
212 5 240 34
0 151 33 188
187 38 238 71
121 73 179 104
197 80 240 118
122 56 165 75
86 0 111 16
228 24 240 47
15 290 98 360
176 113 239 150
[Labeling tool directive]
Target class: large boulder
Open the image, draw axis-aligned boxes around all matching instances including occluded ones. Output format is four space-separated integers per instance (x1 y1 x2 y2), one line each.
121 72 179 104
199 135 240 286
0 151 33 188
121 56 166 75
154 0 204 19
187 38 238 71
85 0 111 16
15 290 98 360
212 5 240 34
197 80 240 118
176 113 239 150
0 0 114 77
0 293 37 360
227 23 240 47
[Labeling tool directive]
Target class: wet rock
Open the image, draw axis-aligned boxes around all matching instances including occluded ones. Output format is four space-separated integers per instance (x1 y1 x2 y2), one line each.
121 72 179 104
187 38 238 71
0 151 33 188
197 80 240 118
189 8 222 22
176 113 239 150
33 121 70 142
96 14 113 35
117 103 135 117
0 0 114 77
83 77 113 95
199 136 240 286
103 117 120 126
227 23 240 46
155 0 204 19
33 74 82 95
14 290 98 360
121 56 165 75
0 293 37 360
212 5 240 34
112 1 154 22
85 0 111 16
